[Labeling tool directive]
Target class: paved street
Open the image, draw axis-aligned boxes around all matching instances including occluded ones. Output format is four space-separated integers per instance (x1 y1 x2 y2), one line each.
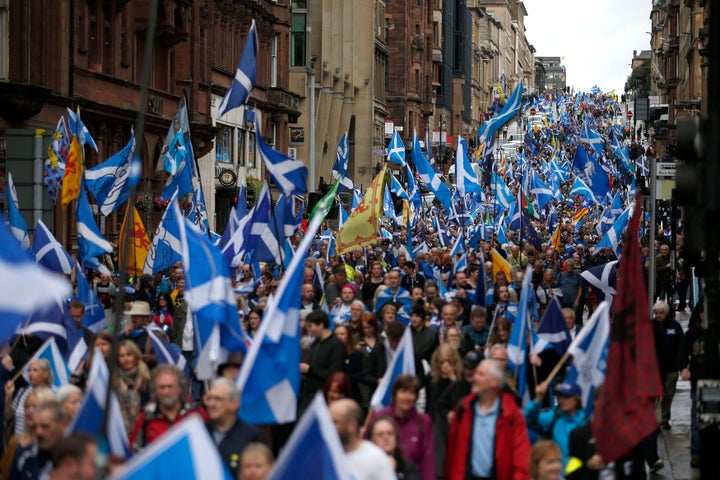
654 310 698 480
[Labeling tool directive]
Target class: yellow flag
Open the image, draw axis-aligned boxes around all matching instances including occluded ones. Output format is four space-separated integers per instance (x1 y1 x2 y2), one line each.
119 203 151 277
490 248 513 284
551 225 562 251
60 136 84 208
498 80 505 103
337 164 387 255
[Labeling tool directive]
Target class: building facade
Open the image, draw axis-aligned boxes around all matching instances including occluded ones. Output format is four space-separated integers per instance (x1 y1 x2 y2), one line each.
535 56 566 94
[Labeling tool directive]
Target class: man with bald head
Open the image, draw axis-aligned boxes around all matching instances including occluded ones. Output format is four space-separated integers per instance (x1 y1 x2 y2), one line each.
329 399 395 479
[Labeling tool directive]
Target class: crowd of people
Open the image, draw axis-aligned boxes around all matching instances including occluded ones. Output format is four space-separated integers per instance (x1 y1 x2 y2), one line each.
1 92 713 479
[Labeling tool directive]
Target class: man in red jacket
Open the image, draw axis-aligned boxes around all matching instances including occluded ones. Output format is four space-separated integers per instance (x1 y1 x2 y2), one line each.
446 359 531 480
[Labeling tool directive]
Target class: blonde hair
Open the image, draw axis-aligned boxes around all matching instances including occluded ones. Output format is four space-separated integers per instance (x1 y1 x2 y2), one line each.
28 359 53 387
118 340 151 386
430 343 462 382
241 442 274 466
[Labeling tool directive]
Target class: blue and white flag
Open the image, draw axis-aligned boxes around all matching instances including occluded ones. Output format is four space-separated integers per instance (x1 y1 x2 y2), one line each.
532 297 571 356
157 96 195 176
595 205 632 256
175 203 247 380
147 327 191 379
23 337 71 388
529 171 553 210
32 219 75 275
370 326 416 409
572 145 609 199
636 154 649 177
187 176 210 234
218 19 258 117
596 204 616 235
144 188 183 275
405 162 422 212
84 132 136 215
249 194 293 265
222 182 272 268
387 131 406 167
580 260 618 305
236 209 324 424
331 133 354 192
76 182 113 265
580 122 604 156
268 393 351 480
568 176 597 205
455 137 482 198
6 173 29 249
67 349 130 458
351 186 363 210
256 122 308 197
491 172 514 210
549 158 570 183
565 301 610 414
411 133 452 212
108 415 232 480
390 175 409 201
66 108 99 152
161 132 194 200
478 80 524 145
75 271 106 332
507 265 533 402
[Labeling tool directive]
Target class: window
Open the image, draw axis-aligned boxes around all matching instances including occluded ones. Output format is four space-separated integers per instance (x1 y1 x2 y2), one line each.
247 132 256 168
215 125 233 163
271 34 278 87
291 13 306 67
0 1 7 80
237 128 246 166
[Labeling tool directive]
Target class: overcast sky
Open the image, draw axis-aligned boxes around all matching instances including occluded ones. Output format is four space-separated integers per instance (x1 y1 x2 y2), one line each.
523 0 652 94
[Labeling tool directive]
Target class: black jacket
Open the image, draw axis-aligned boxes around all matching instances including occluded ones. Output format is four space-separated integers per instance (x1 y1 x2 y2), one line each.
206 419 262 478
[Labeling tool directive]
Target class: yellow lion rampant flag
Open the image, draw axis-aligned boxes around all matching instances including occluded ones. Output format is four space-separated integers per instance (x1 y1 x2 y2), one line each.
60 136 84 209
119 203 151 277
336 164 387 255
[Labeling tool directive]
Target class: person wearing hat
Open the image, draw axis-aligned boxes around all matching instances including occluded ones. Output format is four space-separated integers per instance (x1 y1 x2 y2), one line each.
524 380 589 470
118 301 156 366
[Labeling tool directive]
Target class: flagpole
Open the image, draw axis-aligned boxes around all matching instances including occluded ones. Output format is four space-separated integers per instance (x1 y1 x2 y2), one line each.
101 0 159 469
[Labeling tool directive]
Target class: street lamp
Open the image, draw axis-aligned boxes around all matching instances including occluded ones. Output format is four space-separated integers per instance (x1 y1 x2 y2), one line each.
309 55 317 191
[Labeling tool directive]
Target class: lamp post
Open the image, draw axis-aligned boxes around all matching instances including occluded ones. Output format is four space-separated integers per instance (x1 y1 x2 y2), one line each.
309 55 317 191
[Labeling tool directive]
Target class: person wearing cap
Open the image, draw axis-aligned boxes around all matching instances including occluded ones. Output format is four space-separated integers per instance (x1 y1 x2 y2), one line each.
117 301 156 366
524 380 589 469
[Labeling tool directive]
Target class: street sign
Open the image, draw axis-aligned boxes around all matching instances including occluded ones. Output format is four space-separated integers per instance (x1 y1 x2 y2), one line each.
656 159 677 179
530 108 536 115
627 111 633 119
384 120 394 137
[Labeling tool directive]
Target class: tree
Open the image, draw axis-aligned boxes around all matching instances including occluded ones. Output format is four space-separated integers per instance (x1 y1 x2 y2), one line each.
625 59 651 96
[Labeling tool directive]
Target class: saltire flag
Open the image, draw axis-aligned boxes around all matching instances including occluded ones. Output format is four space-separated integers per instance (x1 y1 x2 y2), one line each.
532 297 571 356
595 204 632 256
118 203 151 277
572 145 609 199
219 19 258 117
156 96 195 175
236 206 324 424
332 132 354 192
256 124 308 197
351 186 363 210
175 203 247 380
75 270 106 332
478 80 524 145
578 260 617 307
23 337 71 388
337 165 387 255
490 248 513 284
529 171 553 210
76 181 113 265
592 191 662 462
387 131 406 167
370 326 416 409
84 131 136 215
187 176 210 234
108 416 232 480
435 217 455 249
411 132 452 213
223 182 272 268
6 172 29 249
236 182 249 218
389 174 409 201
249 194 294 265
491 172 514 210
579 122 604 156
144 188 183 275
565 300 610 415
161 132 194 200
17 298 88 372
147 327 191 379
383 185 397 222
267 392 351 480
455 137 483 198
636 154 649 177
549 158 570 183
60 134 84 209
568 176 597 205
506 265 533 402
67 349 130 459
596 203 616 235
33 219 75 275
66 107 98 152
50 116 71 163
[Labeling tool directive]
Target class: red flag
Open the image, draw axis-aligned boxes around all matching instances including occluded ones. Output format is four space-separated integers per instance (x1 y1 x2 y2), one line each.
592 192 662 462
